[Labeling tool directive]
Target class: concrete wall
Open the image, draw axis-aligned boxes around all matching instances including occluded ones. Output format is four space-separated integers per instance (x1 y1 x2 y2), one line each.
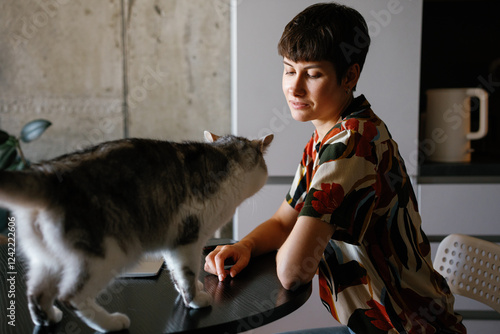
0 0 231 161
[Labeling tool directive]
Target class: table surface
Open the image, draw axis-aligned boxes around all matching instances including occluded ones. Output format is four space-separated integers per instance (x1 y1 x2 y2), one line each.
0 241 311 334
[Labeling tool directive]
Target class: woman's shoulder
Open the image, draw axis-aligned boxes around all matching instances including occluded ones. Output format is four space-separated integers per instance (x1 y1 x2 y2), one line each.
323 108 382 145
318 106 394 164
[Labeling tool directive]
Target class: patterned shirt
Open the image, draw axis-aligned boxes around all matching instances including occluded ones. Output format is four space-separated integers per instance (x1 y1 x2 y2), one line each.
286 95 466 333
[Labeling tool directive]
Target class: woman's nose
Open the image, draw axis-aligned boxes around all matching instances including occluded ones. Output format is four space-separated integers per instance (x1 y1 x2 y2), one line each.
288 76 306 96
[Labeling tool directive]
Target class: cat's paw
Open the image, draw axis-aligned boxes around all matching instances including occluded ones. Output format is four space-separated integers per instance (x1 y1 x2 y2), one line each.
188 290 212 309
30 305 63 326
50 306 63 324
104 312 131 332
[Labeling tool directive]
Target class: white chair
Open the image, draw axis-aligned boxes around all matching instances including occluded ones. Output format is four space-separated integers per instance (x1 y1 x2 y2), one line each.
434 234 500 313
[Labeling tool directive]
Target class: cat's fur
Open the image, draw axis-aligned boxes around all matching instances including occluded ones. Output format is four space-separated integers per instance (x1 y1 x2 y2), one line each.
0 131 273 333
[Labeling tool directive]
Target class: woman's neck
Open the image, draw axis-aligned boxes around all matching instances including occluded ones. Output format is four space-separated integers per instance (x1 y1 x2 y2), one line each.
314 93 354 141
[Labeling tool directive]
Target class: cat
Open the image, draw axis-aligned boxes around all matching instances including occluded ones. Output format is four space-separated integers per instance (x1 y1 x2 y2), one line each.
0 131 273 333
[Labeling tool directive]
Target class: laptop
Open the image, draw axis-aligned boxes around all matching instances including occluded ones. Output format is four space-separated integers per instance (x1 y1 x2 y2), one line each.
120 255 164 278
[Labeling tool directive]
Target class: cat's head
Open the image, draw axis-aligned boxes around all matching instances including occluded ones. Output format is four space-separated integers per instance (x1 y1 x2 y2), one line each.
204 131 273 155
204 131 273 195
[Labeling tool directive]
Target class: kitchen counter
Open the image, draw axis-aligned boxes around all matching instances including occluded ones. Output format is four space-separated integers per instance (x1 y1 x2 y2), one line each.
418 160 500 184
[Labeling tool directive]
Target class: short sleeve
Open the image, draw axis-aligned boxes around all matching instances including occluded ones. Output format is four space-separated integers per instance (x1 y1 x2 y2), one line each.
299 128 378 245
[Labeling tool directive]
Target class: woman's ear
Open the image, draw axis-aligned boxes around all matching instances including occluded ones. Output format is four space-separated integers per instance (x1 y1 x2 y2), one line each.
343 63 361 91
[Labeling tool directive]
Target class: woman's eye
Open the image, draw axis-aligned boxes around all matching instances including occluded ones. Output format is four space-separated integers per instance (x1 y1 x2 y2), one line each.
285 70 295 76
307 73 321 78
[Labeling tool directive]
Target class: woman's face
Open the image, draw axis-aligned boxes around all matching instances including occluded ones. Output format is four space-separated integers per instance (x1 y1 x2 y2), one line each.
282 58 350 137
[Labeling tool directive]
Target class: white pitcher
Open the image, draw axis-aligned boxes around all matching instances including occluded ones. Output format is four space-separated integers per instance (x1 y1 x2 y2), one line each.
424 88 489 162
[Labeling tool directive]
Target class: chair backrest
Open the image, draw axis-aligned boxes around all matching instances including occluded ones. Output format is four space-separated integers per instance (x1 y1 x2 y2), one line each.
434 234 500 313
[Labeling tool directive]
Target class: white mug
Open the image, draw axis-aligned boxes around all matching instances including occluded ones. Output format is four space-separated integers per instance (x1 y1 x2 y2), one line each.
424 88 489 163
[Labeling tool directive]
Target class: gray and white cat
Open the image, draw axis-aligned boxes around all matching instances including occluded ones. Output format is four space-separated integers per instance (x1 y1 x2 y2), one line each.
0 131 273 333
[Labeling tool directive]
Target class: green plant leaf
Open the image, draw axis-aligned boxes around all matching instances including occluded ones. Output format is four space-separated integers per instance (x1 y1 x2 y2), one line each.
20 119 52 143
0 136 18 170
0 130 9 145
6 156 27 171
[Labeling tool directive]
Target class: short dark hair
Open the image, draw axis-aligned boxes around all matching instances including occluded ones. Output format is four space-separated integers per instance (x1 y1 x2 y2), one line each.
277 2 370 85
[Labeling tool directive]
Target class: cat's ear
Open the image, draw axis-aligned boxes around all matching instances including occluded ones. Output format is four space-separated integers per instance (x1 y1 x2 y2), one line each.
257 133 274 153
204 131 220 143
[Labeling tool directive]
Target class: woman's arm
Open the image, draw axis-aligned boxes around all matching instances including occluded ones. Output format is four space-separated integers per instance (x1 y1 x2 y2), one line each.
239 199 299 257
205 199 335 290
204 199 299 281
276 215 335 290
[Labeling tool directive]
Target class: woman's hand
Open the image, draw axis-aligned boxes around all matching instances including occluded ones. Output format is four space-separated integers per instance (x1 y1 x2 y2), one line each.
204 200 299 282
204 242 252 281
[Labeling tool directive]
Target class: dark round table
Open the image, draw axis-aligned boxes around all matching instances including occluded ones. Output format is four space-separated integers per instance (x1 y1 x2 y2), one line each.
0 242 312 333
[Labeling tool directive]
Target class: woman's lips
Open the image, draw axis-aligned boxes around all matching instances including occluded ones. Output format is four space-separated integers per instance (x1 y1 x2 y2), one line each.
290 101 310 109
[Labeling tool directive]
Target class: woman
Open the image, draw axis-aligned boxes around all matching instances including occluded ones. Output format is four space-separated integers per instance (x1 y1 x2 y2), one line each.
205 3 466 333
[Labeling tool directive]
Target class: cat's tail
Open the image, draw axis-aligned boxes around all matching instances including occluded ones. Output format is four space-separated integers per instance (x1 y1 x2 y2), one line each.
0 170 50 210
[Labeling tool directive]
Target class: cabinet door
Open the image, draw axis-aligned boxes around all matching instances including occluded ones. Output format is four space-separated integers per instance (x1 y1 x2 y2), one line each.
419 184 500 236
233 0 422 176
234 184 289 240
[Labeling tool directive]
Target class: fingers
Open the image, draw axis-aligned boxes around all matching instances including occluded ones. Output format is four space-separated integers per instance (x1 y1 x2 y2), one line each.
228 255 249 278
214 249 229 282
204 244 251 281
204 245 229 280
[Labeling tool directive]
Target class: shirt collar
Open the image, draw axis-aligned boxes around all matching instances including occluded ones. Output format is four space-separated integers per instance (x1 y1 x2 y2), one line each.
314 94 371 150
